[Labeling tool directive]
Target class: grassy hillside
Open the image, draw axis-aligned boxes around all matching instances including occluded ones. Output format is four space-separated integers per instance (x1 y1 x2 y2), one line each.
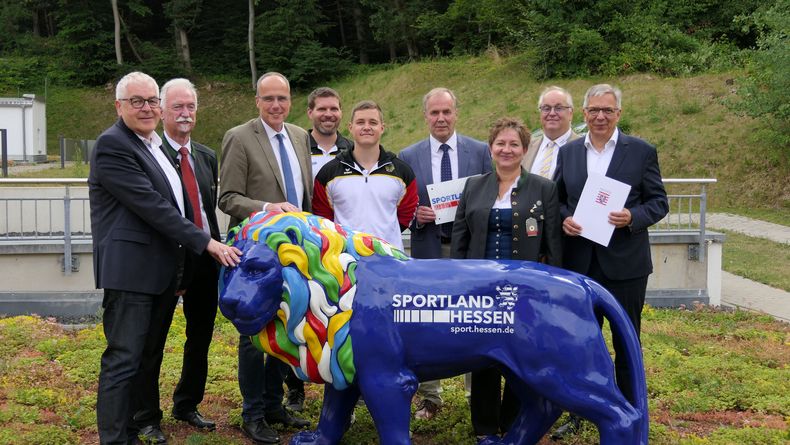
4 55 788 213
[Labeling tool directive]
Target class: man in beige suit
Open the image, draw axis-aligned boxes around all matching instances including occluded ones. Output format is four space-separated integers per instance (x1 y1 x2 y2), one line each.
219 72 311 444
521 86 580 179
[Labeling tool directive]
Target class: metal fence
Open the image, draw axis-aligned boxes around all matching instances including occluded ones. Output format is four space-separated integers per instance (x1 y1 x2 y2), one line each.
653 178 717 261
0 177 717 266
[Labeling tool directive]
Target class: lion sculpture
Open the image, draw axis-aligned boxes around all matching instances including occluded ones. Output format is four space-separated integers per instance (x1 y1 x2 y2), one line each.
219 211 648 445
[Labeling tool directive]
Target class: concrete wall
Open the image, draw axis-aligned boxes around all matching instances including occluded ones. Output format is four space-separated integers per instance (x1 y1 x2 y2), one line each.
0 230 725 317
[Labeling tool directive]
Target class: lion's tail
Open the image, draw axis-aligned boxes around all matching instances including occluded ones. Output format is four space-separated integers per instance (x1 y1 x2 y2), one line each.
586 278 649 443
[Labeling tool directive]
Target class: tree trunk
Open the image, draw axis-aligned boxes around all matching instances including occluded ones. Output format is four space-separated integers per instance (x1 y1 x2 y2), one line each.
177 26 193 73
111 0 123 65
119 15 144 64
249 0 257 90
336 0 347 47
389 41 397 62
351 2 368 64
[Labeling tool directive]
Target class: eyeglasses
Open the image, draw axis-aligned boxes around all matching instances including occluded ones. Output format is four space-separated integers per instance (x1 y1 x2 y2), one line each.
539 105 571 114
585 107 619 117
119 97 161 109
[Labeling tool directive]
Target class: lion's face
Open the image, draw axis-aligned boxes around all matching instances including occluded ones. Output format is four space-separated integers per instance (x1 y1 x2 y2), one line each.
219 240 284 336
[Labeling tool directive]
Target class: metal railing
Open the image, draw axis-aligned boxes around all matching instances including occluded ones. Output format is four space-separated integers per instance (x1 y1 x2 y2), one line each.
0 177 718 270
654 178 718 262
0 178 89 275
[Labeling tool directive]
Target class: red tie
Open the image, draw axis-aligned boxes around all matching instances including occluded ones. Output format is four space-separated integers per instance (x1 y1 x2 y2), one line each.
178 146 203 230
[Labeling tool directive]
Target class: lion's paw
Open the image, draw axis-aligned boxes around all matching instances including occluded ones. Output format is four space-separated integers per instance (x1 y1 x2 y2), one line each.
289 430 330 445
476 435 501 445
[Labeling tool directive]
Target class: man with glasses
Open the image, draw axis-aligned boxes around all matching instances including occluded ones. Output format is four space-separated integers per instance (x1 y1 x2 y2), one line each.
90 71 240 445
522 86 580 179
219 72 311 444
552 84 668 438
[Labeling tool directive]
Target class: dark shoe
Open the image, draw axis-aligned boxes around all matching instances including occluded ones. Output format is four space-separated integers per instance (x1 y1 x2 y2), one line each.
241 419 280 444
551 415 582 440
414 398 440 420
286 388 305 412
265 409 310 429
138 424 167 445
172 409 216 431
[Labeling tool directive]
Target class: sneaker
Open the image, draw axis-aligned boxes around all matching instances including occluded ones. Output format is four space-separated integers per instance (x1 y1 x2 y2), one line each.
414 399 439 420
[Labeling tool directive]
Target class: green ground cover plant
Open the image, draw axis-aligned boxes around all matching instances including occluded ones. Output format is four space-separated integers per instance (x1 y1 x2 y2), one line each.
0 307 787 445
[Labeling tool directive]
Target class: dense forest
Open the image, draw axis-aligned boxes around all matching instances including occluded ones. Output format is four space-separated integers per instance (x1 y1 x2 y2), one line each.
0 0 787 146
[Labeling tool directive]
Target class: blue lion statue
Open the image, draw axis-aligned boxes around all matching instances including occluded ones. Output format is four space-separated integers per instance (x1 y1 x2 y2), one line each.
219 211 648 445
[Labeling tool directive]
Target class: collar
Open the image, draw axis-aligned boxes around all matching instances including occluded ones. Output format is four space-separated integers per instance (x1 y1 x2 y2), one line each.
136 131 162 149
338 144 395 168
164 132 191 154
309 130 341 154
542 128 573 149
429 132 458 153
261 119 286 139
584 127 620 152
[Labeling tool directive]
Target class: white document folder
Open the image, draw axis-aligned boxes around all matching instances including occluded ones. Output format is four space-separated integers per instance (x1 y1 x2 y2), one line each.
573 173 631 247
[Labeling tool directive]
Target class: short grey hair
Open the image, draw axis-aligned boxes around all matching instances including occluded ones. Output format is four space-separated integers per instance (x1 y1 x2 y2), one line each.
583 84 622 109
256 72 290 93
160 78 198 109
116 71 158 100
538 86 574 109
422 87 458 112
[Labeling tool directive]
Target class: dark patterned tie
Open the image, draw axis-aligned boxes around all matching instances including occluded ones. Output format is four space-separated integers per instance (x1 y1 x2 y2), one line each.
178 146 203 230
439 144 452 238
275 133 299 207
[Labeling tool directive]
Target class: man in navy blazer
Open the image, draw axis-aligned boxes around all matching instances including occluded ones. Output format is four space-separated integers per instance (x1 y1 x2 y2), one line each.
89 72 240 445
554 84 668 433
398 87 491 419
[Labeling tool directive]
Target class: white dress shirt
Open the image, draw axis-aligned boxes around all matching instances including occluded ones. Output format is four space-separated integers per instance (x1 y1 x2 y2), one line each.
585 128 620 175
430 132 459 183
262 119 305 210
138 131 184 216
529 128 574 178
164 132 209 234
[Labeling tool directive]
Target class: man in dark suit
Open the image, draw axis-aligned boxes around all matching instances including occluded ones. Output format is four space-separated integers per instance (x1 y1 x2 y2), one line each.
156 78 220 432
398 87 491 419
90 71 240 445
553 83 668 437
219 72 311 444
521 86 581 179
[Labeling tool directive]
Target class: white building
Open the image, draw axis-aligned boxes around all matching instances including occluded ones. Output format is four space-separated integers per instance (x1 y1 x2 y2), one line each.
0 94 47 162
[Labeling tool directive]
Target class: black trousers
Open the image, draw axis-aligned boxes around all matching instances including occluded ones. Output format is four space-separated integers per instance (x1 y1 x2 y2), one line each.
470 368 519 435
172 253 219 415
587 252 648 403
97 287 177 445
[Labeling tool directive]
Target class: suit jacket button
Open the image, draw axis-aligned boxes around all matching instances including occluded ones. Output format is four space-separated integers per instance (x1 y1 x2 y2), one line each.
512 201 517 206
513 225 519 230
513 212 519 217
512 250 518 254
513 237 519 242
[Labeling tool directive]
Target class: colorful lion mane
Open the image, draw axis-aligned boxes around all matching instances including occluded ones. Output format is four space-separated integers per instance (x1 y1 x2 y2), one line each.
221 211 409 391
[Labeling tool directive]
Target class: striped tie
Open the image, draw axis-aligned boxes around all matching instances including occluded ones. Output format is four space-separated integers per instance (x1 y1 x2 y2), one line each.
538 140 557 178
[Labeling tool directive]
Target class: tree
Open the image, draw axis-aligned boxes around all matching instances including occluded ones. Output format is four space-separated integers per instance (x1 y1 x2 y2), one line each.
164 0 201 73
111 0 122 64
249 0 257 89
254 0 349 86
